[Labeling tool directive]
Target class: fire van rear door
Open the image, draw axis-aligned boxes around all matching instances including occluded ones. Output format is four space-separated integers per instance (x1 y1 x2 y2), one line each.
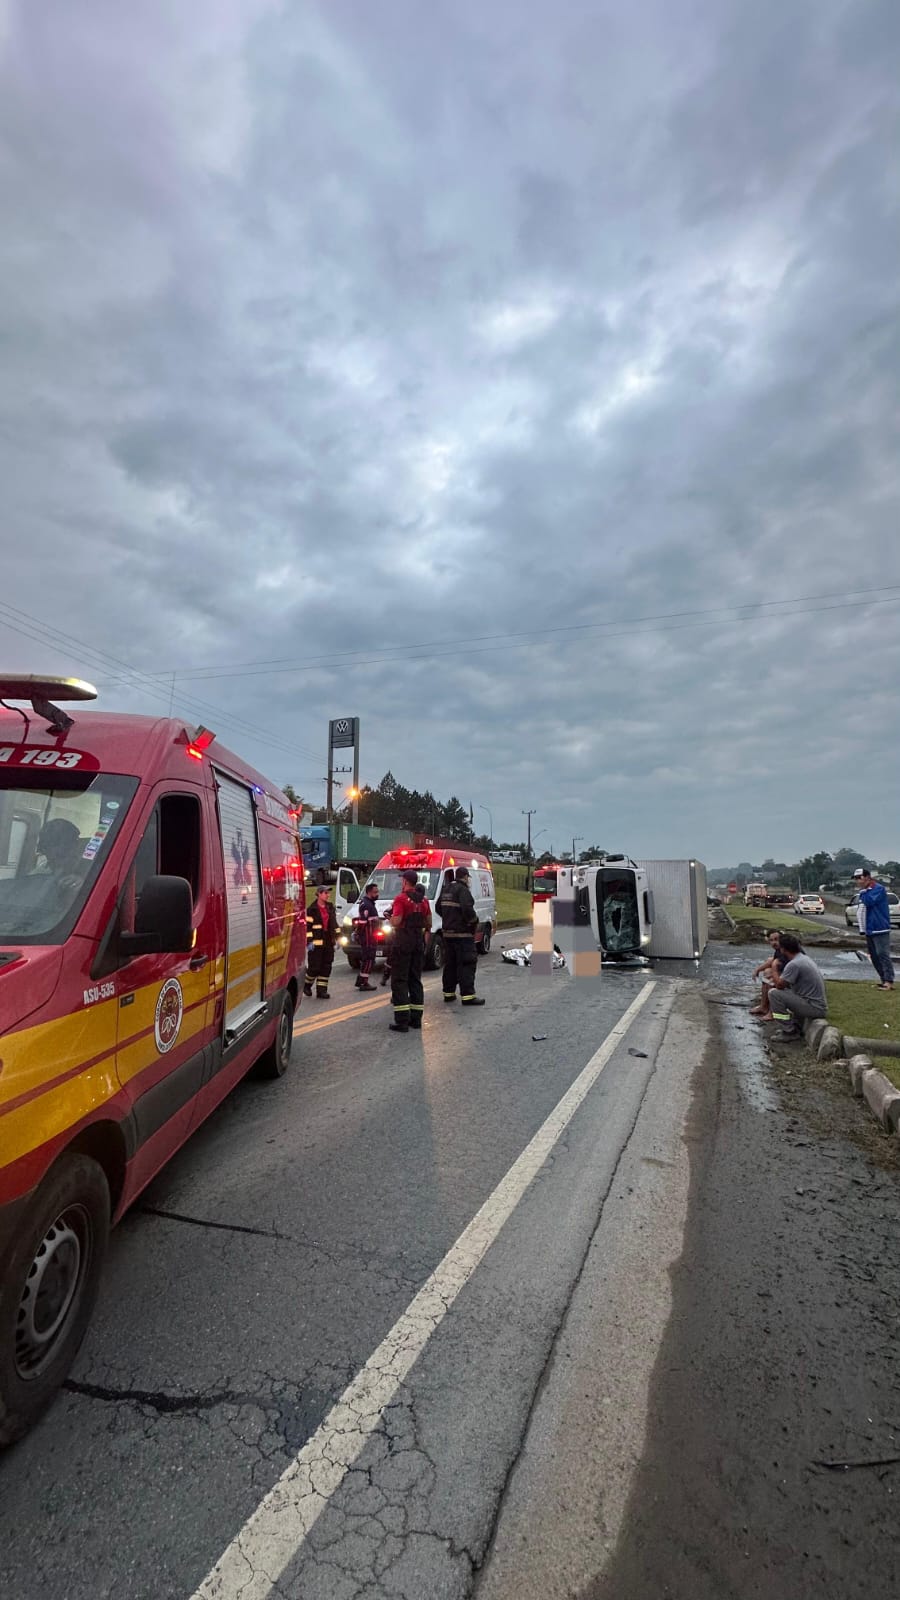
216 772 265 1038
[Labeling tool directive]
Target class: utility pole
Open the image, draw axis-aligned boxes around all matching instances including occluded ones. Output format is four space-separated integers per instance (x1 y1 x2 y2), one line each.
572 835 583 866
522 809 536 891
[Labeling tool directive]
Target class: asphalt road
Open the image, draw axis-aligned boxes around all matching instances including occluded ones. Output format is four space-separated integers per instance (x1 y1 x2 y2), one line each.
781 902 900 946
0 938 681 1600
4 937 899 1600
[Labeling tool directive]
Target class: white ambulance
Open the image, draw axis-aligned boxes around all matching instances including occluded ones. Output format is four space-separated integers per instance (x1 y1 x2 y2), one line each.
340 842 496 972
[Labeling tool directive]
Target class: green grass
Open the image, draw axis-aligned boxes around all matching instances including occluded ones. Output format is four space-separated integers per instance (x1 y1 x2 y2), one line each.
825 977 900 1055
824 980 900 1092
495 885 532 927
726 903 814 934
492 862 530 892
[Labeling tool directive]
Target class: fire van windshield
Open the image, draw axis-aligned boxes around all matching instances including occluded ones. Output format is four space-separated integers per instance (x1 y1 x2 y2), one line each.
0 773 138 943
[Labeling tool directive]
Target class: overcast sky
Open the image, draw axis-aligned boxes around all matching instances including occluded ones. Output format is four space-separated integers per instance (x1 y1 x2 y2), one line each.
2 0 899 865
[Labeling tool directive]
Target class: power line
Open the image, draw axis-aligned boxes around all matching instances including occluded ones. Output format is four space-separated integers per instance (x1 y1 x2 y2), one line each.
0 601 324 778
120 589 900 684
147 584 900 682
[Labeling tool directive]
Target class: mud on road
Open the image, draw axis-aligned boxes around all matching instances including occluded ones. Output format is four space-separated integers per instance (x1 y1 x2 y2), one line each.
591 959 900 1600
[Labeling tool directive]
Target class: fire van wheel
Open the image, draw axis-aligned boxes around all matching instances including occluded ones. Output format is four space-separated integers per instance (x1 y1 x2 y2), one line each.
256 991 294 1080
478 926 492 955
427 933 445 972
0 1154 109 1446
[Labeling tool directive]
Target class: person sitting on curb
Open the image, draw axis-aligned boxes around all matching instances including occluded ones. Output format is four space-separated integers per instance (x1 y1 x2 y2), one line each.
766 933 827 1042
750 930 795 1020
854 866 895 991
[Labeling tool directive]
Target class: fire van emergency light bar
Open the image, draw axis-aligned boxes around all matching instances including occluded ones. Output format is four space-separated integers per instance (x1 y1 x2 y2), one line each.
0 674 98 733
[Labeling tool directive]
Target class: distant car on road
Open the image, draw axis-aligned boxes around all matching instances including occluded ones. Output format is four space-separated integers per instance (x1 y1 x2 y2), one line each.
793 893 825 915
844 890 900 928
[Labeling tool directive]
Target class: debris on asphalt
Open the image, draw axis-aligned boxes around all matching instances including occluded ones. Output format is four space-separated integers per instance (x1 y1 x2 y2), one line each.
501 943 568 970
813 1455 900 1472
627 1048 649 1058
532 1033 548 1042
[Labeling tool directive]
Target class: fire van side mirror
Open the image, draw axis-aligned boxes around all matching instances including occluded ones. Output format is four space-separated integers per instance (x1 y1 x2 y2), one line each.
120 875 194 959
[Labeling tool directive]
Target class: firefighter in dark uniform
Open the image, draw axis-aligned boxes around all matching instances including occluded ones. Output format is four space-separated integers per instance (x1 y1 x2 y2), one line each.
436 866 485 1006
353 881 380 991
304 884 338 999
389 869 431 1032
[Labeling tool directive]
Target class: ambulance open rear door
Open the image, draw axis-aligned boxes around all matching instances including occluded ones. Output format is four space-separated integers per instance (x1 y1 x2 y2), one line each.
216 772 266 1038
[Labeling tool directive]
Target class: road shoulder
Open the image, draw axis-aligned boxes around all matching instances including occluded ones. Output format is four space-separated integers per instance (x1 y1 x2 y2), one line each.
474 982 704 1600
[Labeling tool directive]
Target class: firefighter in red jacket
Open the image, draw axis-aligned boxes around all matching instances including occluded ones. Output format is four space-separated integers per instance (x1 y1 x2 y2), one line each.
304 884 338 1000
389 870 431 1032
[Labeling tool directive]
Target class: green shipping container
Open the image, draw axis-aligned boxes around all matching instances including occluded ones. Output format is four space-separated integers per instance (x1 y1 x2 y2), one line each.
335 824 411 864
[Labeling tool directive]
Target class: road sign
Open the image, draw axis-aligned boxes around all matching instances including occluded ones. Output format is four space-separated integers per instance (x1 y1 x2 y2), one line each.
330 718 358 749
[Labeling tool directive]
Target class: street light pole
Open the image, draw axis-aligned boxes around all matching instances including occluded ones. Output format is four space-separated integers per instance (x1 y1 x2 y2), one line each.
572 835 583 866
477 803 493 849
522 809 536 891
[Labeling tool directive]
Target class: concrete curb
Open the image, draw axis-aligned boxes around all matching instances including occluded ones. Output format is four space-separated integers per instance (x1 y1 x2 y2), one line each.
848 1054 871 1096
804 1017 828 1054
793 1023 900 1138
815 1024 843 1062
862 1068 900 1133
842 1033 900 1060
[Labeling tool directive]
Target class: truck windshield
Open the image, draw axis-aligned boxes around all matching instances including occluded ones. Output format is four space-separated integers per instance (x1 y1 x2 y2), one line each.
0 773 138 944
370 869 441 901
532 870 558 899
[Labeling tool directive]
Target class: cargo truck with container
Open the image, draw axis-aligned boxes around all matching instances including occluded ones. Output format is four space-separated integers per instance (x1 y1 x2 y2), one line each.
300 823 411 883
635 859 708 959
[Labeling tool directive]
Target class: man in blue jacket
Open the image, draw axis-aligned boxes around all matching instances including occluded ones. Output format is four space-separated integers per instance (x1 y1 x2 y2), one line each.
855 867 895 990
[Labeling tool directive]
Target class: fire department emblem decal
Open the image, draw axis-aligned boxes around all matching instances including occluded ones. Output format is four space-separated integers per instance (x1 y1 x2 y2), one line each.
154 978 184 1054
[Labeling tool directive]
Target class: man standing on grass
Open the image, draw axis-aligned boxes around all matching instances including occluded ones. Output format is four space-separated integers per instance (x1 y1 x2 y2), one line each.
854 866 895 991
767 933 827 1042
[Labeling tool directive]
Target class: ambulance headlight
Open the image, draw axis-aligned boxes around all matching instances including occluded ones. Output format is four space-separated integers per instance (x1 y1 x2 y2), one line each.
339 936 348 947
382 920 392 932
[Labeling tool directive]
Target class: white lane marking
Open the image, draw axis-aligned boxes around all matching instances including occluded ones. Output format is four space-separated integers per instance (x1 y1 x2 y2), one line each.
190 982 656 1600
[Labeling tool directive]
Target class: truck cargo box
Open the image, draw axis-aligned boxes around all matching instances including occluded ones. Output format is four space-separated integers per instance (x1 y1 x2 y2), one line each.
636 859 708 959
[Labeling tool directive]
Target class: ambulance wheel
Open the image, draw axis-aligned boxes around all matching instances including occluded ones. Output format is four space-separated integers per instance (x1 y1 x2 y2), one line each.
0 1154 109 1446
256 991 294 1080
478 926 492 955
427 934 445 971
346 956 361 972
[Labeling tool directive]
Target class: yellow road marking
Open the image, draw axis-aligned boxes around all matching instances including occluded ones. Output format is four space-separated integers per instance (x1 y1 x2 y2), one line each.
293 975 443 1037
293 994 390 1035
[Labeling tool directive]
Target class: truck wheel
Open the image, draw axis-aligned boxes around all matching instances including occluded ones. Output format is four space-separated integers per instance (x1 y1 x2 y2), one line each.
314 869 327 886
428 934 445 972
256 991 294 1080
478 926 492 954
0 1154 109 1446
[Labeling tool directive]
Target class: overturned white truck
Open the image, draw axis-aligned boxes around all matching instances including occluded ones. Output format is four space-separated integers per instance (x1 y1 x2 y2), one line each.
553 855 708 963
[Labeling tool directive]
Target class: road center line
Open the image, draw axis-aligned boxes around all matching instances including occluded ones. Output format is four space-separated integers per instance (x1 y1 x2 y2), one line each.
190 981 656 1600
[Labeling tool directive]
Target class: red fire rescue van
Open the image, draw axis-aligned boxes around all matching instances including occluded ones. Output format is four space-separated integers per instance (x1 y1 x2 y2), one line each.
0 676 306 1443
